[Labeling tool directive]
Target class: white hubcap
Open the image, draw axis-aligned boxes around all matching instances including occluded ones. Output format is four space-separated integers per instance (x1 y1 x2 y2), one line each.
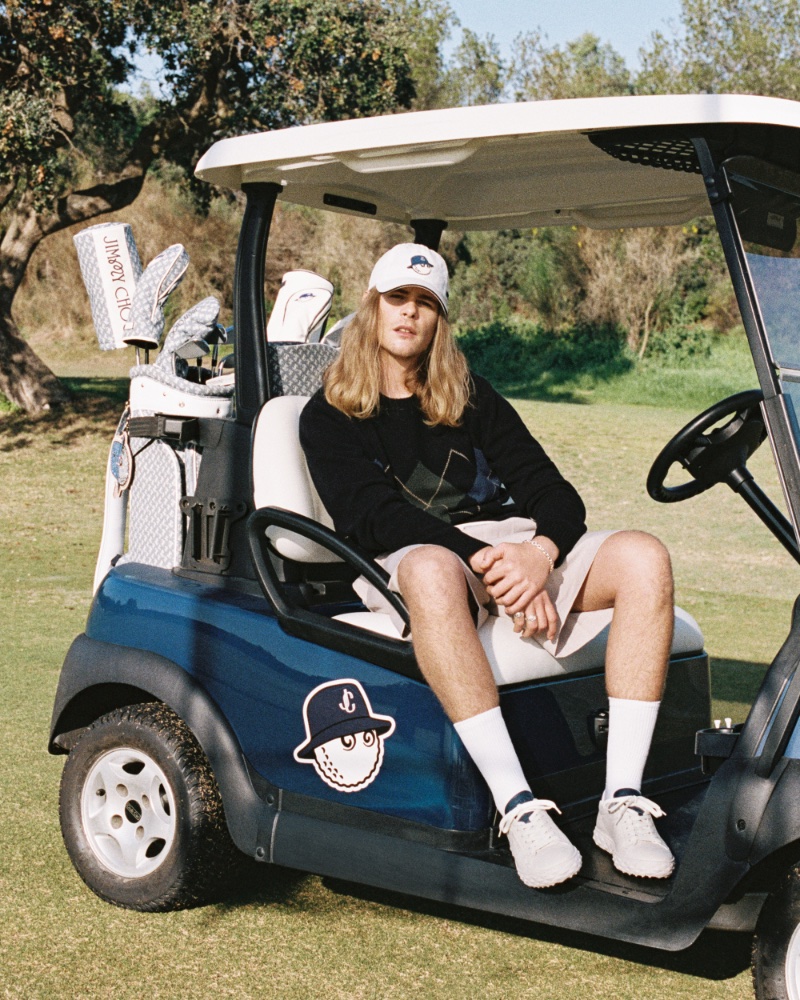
787 921 800 1000
80 747 177 878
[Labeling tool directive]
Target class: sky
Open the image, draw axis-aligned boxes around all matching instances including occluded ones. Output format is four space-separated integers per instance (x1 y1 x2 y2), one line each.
448 0 685 69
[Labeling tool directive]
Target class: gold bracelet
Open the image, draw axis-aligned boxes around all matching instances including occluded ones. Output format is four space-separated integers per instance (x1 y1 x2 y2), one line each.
524 537 554 573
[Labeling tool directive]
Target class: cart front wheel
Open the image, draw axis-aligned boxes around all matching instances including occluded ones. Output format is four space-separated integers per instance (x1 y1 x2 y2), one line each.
753 865 800 1000
59 702 237 911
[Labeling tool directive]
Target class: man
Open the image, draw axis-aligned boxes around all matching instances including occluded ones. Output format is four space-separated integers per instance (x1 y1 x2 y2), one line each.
300 243 675 889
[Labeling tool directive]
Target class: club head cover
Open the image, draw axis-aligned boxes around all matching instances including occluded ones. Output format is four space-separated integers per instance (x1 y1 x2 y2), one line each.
266 270 334 343
155 296 221 374
124 244 190 349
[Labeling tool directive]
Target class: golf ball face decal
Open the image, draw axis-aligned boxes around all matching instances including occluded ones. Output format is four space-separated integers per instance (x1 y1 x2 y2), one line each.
294 679 396 793
313 731 385 792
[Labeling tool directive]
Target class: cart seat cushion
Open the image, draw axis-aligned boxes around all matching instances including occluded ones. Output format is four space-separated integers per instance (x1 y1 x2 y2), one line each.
252 393 340 563
333 606 704 685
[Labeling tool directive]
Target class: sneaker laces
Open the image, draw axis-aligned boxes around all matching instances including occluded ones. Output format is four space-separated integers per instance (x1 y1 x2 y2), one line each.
605 795 666 842
499 798 562 838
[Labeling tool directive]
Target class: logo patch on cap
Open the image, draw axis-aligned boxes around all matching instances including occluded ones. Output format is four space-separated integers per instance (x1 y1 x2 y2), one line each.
408 254 434 275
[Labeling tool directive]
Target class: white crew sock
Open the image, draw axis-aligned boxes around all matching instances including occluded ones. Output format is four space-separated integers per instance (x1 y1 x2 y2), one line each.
453 706 531 814
603 696 661 800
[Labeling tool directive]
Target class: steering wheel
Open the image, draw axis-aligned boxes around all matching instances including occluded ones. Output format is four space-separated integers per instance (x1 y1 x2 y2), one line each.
647 389 767 503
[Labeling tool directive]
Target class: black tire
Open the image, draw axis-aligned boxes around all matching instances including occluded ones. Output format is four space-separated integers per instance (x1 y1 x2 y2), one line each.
59 702 238 911
752 865 800 1000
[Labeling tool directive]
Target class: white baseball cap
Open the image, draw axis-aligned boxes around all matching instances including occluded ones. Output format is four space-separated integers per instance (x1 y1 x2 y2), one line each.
368 243 449 316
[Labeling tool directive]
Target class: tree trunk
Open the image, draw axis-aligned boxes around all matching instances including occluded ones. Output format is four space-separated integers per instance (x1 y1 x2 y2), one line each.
638 301 654 360
0 308 70 411
0 174 146 414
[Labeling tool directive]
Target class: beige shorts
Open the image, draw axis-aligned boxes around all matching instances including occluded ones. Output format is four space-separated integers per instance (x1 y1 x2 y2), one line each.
353 517 618 658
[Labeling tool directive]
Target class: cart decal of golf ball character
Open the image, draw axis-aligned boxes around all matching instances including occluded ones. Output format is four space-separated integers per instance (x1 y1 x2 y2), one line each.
294 679 396 792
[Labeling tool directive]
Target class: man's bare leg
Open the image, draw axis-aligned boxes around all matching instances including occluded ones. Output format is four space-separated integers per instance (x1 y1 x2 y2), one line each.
396 544 497 722
573 530 674 702
396 544 583 888
572 530 676 877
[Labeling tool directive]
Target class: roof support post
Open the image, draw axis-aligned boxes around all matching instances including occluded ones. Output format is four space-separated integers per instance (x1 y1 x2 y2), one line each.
411 219 447 251
234 182 282 426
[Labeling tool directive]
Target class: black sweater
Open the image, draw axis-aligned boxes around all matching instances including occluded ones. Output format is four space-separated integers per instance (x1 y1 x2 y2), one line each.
299 375 587 564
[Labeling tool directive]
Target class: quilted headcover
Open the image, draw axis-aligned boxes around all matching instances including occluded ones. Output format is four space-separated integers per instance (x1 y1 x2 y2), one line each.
125 244 190 349
73 222 143 350
266 270 334 343
155 296 221 371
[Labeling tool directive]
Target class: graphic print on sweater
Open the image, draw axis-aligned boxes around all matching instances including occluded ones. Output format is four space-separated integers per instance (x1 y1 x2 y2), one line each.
395 447 505 522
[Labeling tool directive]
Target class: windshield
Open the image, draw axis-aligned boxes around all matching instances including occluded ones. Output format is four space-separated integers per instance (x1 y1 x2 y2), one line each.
728 157 800 435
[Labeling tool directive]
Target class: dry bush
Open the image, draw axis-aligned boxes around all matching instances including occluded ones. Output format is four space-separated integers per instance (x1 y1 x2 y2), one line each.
703 270 740 334
578 226 698 355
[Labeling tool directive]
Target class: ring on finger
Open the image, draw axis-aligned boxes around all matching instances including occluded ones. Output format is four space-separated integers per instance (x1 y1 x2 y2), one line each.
513 612 525 620
526 615 538 624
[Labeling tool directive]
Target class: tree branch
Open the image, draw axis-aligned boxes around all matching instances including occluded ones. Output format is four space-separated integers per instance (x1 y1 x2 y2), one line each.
0 178 16 215
0 172 146 308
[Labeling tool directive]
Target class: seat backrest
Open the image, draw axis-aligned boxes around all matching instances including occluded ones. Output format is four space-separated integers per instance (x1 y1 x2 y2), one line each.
252 395 341 564
266 342 339 398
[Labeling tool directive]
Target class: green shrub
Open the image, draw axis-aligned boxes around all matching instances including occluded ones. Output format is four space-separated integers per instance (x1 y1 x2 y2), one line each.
456 320 632 400
644 322 713 361
456 320 754 408
0 393 17 415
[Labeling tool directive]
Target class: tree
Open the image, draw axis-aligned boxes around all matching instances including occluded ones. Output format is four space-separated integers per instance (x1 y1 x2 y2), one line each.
0 0 416 413
509 31 632 101
578 227 698 356
394 2 507 111
396 0 456 111
454 33 632 334
637 0 800 98
441 28 505 107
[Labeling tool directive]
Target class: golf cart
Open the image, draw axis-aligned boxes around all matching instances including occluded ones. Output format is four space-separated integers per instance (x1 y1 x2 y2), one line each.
49 94 800 999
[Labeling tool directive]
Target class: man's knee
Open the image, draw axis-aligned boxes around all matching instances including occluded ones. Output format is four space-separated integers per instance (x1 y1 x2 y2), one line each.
397 545 465 593
601 531 674 601
396 545 474 624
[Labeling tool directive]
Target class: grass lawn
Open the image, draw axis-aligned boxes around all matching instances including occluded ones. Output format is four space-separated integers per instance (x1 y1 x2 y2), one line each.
2 375 798 999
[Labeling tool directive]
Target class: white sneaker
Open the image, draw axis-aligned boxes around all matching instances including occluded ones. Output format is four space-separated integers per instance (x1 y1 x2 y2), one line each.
593 790 675 879
499 799 582 888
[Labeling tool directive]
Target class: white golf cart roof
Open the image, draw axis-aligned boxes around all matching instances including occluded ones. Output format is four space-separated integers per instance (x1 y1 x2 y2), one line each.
195 94 800 231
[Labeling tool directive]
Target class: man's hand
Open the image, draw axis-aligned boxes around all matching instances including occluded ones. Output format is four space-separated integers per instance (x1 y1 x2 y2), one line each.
469 539 559 641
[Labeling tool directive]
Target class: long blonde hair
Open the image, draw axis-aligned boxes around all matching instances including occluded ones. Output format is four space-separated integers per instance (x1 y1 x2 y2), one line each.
323 288 471 426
